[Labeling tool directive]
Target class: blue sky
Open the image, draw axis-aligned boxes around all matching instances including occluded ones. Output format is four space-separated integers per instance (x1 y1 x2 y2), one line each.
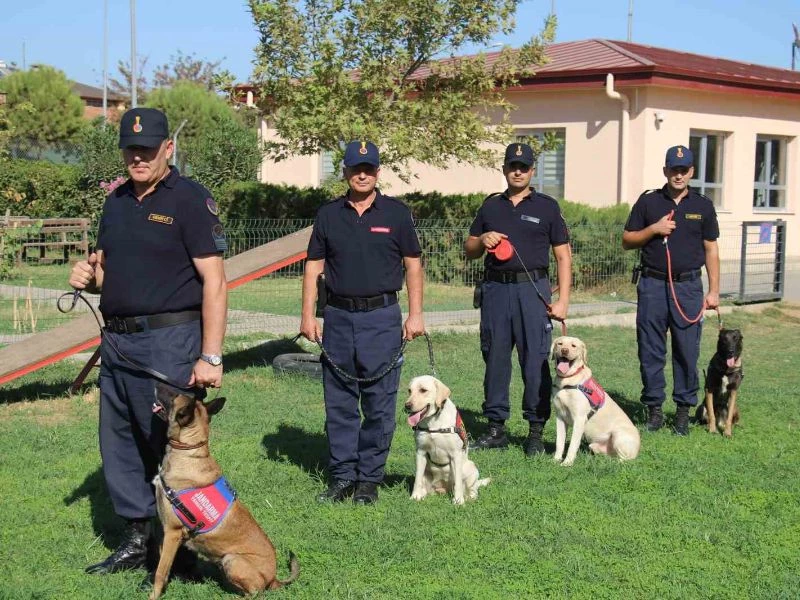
2 1 799 88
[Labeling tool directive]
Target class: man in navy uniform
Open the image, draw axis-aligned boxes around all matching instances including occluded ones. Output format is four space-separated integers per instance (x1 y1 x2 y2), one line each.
300 140 425 505
465 142 571 455
622 144 719 435
69 107 227 573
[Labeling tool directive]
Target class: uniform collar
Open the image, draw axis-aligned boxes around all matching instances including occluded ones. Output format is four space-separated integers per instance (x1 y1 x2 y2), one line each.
501 187 535 202
118 166 179 198
659 184 695 203
341 188 384 211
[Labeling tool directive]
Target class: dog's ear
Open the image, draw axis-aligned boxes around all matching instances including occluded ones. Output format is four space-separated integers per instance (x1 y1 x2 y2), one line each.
549 339 557 362
204 396 227 419
175 397 196 428
578 339 588 365
434 379 451 408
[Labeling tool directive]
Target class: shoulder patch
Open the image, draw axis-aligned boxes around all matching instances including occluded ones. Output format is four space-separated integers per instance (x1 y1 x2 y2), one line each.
212 223 227 251
205 198 219 216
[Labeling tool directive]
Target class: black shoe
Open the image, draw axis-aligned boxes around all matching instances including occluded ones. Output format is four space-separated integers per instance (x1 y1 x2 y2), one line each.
523 422 546 456
673 404 690 436
317 479 356 503
470 421 509 450
85 520 151 575
353 482 379 505
645 406 664 432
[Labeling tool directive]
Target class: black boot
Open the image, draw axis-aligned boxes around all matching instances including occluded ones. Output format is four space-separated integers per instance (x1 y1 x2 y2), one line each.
353 481 379 505
673 404 690 436
85 519 151 575
317 479 356 503
470 421 509 450
523 422 546 456
645 405 664 432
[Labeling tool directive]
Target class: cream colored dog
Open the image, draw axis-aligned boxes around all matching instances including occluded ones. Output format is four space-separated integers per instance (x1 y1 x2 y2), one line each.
404 376 490 504
551 336 640 466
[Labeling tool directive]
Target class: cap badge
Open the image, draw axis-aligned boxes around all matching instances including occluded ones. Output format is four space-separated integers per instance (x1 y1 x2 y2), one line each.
132 116 143 134
359 142 368 155
676 146 684 158
515 145 522 156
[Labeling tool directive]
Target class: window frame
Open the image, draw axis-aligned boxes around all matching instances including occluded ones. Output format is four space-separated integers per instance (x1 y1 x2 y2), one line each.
689 130 725 208
753 135 787 211
514 129 566 200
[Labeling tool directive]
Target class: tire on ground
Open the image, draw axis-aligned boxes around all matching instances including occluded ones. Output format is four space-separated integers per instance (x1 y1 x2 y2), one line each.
272 353 323 380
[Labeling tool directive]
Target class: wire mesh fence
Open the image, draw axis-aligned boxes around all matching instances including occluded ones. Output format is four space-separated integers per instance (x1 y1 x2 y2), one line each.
0 219 776 345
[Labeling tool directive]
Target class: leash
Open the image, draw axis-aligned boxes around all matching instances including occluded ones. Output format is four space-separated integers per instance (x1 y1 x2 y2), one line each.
57 289 203 395
661 210 722 328
294 331 437 383
510 245 568 336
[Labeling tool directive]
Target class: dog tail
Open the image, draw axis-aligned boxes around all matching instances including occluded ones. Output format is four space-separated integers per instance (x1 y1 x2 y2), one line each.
271 551 300 588
477 478 491 488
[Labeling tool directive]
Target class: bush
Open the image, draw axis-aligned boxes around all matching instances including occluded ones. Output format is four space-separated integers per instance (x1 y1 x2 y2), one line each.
0 159 83 218
220 181 329 220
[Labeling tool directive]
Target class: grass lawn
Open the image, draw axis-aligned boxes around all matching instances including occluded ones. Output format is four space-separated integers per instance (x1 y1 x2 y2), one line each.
1 309 799 599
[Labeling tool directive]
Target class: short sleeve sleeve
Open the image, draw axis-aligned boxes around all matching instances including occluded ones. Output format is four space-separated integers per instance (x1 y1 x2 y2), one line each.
181 192 225 257
549 202 570 246
624 195 648 231
306 210 327 260
468 206 485 238
703 204 720 241
398 208 421 257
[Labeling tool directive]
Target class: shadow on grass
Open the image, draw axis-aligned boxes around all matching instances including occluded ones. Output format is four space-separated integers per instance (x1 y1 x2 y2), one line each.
260 423 411 489
1 380 95 406
222 337 310 373
63 467 120 547
605 388 648 424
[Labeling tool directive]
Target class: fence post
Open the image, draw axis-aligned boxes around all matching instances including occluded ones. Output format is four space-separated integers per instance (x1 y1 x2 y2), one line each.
774 219 785 296
738 222 747 302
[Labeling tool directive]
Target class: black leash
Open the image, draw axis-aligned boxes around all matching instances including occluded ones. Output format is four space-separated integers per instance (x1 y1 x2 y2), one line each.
293 331 437 384
57 289 200 395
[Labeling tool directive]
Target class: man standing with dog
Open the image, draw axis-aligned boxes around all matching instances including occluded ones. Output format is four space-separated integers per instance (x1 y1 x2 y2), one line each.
68 107 228 574
300 140 425 505
465 142 572 456
622 144 719 436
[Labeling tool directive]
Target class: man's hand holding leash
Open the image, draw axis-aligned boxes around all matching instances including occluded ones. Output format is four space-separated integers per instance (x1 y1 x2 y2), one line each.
300 316 322 344
69 252 100 293
480 231 507 250
403 313 425 341
190 361 223 389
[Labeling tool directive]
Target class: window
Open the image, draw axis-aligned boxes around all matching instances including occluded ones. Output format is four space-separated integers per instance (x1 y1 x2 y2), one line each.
753 136 786 209
515 129 565 199
689 131 724 207
319 150 336 184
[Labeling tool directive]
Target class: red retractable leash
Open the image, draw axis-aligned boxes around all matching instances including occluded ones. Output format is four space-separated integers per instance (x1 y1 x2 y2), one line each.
489 238 568 336
662 209 720 326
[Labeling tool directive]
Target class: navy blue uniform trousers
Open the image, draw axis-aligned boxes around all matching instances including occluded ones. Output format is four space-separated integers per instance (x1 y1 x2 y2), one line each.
321 303 402 483
98 321 200 519
479 280 553 424
636 275 704 407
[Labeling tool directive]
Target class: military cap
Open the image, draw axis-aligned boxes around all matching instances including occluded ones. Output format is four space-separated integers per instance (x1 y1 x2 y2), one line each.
119 108 170 149
665 145 694 168
504 143 534 167
343 140 380 167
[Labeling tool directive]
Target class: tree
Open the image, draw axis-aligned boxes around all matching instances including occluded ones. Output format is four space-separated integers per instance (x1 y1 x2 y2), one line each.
153 51 225 91
2 66 86 144
248 0 556 179
108 57 150 102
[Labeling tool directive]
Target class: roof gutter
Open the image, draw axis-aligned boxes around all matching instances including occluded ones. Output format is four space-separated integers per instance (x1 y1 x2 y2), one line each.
605 73 630 205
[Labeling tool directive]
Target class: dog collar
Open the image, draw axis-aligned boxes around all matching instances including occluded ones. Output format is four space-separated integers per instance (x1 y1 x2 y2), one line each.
412 405 469 450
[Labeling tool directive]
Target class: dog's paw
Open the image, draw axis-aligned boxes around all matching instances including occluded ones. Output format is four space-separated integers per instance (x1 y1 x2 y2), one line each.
453 496 465 505
561 459 574 467
553 456 563 463
410 491 426 501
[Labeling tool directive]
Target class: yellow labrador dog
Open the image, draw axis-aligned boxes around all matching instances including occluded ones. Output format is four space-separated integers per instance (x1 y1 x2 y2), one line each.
404 376 490 504
551 336 640 466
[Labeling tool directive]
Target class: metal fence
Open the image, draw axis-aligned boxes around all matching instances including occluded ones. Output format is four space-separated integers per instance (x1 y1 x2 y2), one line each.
0 219 777 344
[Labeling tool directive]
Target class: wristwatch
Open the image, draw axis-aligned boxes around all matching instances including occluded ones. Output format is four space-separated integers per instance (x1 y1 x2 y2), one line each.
200 353 223 367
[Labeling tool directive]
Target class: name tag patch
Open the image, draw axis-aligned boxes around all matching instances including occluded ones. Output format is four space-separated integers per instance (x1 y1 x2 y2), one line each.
370 226 391 233
521 214 540 224
148 213 174 225
685 213 702 220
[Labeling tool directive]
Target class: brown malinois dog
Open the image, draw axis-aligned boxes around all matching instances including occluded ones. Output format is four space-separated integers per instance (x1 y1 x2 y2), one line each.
149 383 299 599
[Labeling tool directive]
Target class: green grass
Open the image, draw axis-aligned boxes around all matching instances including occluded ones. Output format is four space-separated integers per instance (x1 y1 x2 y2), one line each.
1 310 799 599
2 262 73 289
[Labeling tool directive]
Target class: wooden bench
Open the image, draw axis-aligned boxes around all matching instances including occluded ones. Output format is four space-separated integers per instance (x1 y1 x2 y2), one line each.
1 217 91 264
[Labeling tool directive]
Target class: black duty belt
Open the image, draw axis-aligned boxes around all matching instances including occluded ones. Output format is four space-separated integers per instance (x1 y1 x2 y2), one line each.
485 268 548 284
104 310 202 334
641 267 701 282
327 292 398 312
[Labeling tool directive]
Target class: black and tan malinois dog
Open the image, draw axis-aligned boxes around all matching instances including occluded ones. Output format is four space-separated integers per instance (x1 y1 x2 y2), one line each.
149 384 299 599
696 329 744 437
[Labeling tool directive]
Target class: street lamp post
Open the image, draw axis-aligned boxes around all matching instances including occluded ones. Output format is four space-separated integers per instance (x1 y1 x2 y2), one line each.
130 0 137 107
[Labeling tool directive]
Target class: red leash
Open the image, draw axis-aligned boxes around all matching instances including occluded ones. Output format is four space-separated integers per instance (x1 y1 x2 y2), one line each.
662 210 720 326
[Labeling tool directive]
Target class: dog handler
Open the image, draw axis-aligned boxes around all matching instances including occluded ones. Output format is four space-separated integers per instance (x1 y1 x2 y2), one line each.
465 142 571 455
622 145 719 435
69 108 227 574
300 140 425 505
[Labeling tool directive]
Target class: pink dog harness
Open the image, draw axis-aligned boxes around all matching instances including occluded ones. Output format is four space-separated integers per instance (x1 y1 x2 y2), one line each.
158 474 236 536
562 377 606 417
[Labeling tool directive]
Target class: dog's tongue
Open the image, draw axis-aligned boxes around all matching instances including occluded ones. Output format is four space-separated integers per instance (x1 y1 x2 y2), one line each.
727 357 736 368
407 408 427 427
556 358 571 375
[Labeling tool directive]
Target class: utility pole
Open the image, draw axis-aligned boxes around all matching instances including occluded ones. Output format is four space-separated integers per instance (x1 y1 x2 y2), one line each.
22 41 26 70
102 0 108 120
793 23 800 70
627 0 634 42
130 0 137 107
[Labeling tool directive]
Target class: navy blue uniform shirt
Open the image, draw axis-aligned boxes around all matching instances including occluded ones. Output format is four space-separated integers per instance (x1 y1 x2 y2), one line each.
625 185 719 273
307 190 421 297
469 189 569 272
97 167 226 317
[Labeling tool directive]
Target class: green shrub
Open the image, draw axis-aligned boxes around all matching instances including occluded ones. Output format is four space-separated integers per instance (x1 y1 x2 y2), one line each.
0 159 84 218
220 181 329 220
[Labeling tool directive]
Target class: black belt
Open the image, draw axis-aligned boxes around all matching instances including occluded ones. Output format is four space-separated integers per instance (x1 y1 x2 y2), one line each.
104 310 201 334
327 292 398 312
485 268 548 284
641 267 701 282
